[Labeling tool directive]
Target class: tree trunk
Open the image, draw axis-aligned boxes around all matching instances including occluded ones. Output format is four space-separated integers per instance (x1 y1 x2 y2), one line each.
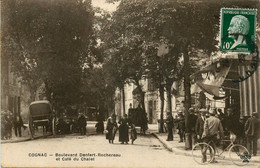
29 89 36 102
121 87 126 116
183 49 191 133
166 79 173 114
183 46 192 150
135 79 146 114
159 84 165 133
29 83 37 102
44 81 52 101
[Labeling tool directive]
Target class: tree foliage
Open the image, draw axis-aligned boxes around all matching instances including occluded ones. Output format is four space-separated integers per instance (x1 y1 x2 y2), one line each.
2 0 94 112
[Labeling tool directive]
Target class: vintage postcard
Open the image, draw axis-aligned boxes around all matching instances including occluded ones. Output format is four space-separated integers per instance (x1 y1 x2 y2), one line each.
1 0 260 168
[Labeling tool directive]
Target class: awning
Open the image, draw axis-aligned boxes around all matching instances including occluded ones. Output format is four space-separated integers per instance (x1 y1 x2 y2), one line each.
191 62 232 98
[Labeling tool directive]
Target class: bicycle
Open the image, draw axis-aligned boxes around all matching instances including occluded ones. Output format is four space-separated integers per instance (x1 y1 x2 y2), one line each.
192 134 249 166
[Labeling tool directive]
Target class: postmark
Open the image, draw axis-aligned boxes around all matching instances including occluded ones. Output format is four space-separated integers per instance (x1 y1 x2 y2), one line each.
220 8 257 53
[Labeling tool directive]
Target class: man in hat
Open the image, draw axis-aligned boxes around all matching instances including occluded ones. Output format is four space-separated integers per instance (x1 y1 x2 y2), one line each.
166 112 174 141
237 116 246 146
176 111 185 143
195 109 207 141
245 112 259 156
188 108 198 147
202 109 224 163
78 114 87 135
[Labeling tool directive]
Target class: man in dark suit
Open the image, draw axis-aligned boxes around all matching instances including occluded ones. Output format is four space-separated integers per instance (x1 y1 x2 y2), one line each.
177 112 185 143
245 112 259 156
78 114 87 135
189 108 198 147
195 109 207 141
166 112 174 141
13 115 25 137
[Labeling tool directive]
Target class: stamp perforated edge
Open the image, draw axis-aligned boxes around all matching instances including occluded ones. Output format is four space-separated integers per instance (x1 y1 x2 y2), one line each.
219 7 258 53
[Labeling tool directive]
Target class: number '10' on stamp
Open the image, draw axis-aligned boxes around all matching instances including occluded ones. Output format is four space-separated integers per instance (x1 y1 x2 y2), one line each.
220 8 257 53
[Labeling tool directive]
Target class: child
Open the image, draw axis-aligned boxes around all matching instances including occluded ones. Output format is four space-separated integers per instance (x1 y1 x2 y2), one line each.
130 124 137 144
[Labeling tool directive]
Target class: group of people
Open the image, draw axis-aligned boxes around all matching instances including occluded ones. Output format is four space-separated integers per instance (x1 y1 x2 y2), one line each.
105 114 137 144
165 111 185 142
1 110 27 140
165 107 259 156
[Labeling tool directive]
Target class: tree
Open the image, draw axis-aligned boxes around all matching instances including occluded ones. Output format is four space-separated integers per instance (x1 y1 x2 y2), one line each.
2 0 94 114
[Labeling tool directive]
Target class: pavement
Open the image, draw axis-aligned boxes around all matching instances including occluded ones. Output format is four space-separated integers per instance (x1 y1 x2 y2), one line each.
2 122 260 165
2 131 252 168
1 121 98 144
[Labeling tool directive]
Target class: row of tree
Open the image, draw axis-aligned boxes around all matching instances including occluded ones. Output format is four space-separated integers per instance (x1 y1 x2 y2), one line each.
2 0 259 124
100 0 259 133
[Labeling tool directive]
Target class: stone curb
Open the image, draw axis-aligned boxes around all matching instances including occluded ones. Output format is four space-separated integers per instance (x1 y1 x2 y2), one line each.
152 133 260 164
152 133 187 155
1 135 44 144
1 132 98 144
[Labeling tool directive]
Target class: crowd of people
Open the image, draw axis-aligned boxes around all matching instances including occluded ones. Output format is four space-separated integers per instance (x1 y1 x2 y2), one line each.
165 107 259 156
105 113 137 145
1 110 27 140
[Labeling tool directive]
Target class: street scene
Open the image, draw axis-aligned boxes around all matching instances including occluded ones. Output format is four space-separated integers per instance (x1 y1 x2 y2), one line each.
1 124 260 168
1 0 260 168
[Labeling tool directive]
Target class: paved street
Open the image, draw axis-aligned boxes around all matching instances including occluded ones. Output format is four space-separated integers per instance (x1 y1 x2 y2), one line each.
1 132 259 168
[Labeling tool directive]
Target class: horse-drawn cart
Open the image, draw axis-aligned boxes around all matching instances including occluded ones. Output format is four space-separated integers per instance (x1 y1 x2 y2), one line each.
29 100 56 139
128 108 148 134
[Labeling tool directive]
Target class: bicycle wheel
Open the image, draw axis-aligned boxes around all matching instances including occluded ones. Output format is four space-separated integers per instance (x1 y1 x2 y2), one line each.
229 144 249 166
192 143 214 165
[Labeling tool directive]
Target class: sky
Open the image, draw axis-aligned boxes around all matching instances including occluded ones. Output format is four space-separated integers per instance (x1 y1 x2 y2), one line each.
92 0 119 12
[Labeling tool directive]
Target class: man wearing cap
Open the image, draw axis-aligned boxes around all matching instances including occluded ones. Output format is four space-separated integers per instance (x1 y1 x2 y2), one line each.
202 109 224 163
195 109 207 141
245 112 259 156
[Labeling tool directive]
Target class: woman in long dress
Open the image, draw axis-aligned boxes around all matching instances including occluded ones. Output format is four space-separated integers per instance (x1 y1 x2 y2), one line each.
130 124 137 144
106 117 118 143
118 114 129 144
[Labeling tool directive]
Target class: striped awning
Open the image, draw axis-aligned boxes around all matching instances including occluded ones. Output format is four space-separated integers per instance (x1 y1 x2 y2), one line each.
239 64 260 117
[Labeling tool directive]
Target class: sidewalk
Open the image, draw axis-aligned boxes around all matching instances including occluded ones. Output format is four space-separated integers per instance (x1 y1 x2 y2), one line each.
1 121 99 144
1 127 46 144
152 132 260 164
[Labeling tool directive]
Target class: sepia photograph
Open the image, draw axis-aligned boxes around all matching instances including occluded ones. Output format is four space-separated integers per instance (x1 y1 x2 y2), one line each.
1 0 260 167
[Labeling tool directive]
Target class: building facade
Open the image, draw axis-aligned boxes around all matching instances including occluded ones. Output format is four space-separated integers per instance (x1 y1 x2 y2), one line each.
114 78 179 124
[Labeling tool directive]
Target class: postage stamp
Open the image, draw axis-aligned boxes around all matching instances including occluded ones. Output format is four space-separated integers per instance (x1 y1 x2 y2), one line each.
220 8 257 53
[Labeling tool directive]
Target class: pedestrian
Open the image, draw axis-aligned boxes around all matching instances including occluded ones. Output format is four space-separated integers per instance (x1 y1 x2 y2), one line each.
57 118 66 134
236 116 246 146
71 119 78 133
95 119 104 134
95 113 104 134
195 109 207 141
13 115 25 137
138 105 148 134
223 108 234 136
166 112 174 141
106 117 118 144
176 111 185 143
245 112 259 156
118 114 129 144
130 124 137 144
78 114 87 135
189 108 198 147
202 109 224 163
4 114 13 139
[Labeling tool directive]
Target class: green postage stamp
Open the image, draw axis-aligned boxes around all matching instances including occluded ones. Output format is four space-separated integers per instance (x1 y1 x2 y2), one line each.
220 8 257 53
